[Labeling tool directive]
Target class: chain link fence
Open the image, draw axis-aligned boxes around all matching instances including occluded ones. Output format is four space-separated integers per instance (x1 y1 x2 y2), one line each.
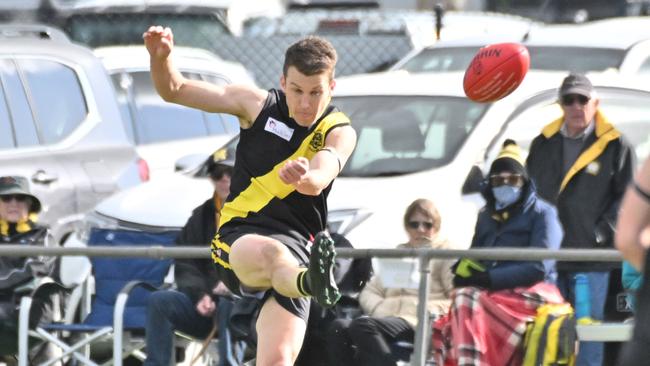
2 8 419 90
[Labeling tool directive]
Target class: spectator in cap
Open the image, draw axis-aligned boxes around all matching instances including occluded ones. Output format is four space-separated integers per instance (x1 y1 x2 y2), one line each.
432 139 564 366
527 73 635 366
0 176 55 361
144 150 243 366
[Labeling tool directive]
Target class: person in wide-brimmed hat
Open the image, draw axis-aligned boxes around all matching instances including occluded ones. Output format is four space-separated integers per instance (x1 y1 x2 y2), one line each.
0 175 41 216
0 176 54 361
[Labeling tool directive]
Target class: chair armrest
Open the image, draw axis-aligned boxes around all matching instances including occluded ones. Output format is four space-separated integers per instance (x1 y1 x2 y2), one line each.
118 280 160 297
114 280 163 330
113 280 165 366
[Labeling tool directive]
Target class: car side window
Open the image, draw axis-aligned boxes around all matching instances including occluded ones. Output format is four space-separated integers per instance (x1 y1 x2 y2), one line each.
17 59 88 145
638 57 650 75
485 101 562 167
110 72 136 144
0 59 39 147
130 71 208 144
201 73 240 134
0 69 13 149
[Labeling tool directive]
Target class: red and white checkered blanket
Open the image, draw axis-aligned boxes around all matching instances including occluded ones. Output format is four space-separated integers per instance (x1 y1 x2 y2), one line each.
432 282 564 366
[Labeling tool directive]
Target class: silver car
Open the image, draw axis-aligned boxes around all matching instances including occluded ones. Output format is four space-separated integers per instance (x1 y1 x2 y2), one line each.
0 24 146 244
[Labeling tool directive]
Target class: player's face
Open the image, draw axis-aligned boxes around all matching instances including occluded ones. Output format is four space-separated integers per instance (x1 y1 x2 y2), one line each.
281 66 335 127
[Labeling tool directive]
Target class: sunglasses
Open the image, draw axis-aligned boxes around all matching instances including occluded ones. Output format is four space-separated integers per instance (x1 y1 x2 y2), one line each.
560 94 590 106
489 174 524 187
407 221 434 230
0 194 29 203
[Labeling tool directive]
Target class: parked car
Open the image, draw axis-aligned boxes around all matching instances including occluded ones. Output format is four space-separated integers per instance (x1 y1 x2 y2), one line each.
486 0 650 23
0 24 147 244
94 45 255 179
391 18 650 76
244 7 537 50
50 0 232 48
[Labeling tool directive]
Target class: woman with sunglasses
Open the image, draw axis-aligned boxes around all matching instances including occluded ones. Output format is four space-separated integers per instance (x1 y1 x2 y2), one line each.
325 198 455 366
0 176 54 362
432 140 565 366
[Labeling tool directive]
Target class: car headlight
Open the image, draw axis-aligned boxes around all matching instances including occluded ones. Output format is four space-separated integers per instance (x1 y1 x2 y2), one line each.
328 208 372 236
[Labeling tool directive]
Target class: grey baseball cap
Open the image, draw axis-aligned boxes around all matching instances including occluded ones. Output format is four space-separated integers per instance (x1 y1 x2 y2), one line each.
559 73 593 98
0 176 41 213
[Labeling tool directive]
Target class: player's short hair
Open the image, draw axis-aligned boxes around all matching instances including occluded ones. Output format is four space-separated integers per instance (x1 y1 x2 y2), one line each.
283 36 337 79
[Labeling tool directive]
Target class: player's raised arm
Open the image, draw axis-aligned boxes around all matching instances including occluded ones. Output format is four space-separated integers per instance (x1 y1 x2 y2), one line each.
143 26 267 128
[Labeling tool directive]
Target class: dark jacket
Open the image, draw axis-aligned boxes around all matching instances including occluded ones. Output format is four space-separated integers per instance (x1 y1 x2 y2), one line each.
0 221 50 293
526 111 635 271
471 182 563 290
0 220 53 354
174 197 221 305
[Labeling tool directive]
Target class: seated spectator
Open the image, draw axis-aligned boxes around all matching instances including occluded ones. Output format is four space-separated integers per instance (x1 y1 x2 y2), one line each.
326 198 455 366
432 140 565 365
0 176 55 363
144 152 243 366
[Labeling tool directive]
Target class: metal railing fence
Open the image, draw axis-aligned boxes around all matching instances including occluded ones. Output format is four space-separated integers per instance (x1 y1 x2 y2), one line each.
0 245 623 366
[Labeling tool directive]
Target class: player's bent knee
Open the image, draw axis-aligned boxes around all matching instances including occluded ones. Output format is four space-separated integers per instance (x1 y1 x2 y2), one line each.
229 236 279 287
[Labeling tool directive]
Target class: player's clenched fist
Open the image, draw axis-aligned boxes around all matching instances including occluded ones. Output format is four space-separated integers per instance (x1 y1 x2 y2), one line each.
279 157 310 185
143 25 174 59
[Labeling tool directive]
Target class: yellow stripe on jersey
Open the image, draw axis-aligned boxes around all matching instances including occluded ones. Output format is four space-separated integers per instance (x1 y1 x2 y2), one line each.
211 235 232 269
220 111 350 228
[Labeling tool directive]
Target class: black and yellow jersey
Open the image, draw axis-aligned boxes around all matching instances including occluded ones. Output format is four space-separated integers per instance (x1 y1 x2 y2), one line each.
218 89 351 240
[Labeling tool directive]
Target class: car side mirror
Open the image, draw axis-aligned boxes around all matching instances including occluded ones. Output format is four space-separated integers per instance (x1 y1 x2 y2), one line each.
462 165 484 195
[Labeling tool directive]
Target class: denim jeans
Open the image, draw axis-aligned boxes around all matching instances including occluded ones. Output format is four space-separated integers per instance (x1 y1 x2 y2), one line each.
557 271 610 366
144 290 214 366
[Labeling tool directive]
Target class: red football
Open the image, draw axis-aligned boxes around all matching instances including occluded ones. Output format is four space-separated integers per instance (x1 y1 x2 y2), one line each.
463 43 530 103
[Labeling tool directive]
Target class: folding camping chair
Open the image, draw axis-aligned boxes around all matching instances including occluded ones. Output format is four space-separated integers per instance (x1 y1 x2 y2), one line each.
18 227 177 366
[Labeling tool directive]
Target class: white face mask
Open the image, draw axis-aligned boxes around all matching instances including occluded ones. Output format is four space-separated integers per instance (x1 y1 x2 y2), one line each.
492 186 521 209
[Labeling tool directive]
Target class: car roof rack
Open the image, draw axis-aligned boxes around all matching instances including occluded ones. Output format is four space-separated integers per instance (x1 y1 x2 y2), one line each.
0 24 70 43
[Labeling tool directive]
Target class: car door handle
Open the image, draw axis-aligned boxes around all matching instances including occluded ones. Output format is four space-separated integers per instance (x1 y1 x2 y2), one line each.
32 170 58 184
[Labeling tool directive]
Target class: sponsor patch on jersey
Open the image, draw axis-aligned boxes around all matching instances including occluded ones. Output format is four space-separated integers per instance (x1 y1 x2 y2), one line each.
264 117 294 141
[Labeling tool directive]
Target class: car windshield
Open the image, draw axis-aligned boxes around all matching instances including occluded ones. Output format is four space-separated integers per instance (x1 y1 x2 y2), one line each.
401 46 625 74
64 13 229 48
332 95 488 177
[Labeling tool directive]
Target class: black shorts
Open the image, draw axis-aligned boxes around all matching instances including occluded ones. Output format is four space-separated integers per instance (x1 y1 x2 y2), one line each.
211 224 311 321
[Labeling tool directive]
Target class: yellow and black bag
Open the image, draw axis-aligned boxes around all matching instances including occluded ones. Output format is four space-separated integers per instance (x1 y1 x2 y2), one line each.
523 303 577 366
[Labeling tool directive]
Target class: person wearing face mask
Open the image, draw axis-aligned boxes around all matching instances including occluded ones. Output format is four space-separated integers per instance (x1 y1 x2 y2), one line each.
325 198 454 366
527 73 635 366
431 139 564 366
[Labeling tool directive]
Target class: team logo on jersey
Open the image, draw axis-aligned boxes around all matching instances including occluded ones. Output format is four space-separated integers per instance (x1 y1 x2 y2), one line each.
264 117 294 141
309 131 324 151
